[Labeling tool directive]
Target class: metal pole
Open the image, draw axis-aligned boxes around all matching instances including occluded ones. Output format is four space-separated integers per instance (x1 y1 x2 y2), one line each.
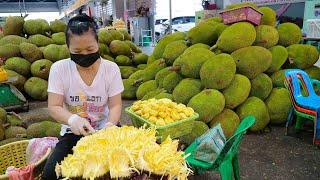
123 0 127 28
169 0 172 34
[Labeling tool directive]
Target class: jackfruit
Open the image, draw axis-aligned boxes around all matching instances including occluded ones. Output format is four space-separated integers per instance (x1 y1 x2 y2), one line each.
43 44 70 62
24 77 48 100
142 89 166 100
202 17 223 24
109 29 124 41
109 40 132 57
136 80 158 100
163 40 188 65
3 16 24 36
254 25 279 48
213 22 256 53
28 34 54 47
305 66 320 80
122 79 141 99
236 97 270 132
137 64 147 70
125 40 141 53
99 43 110 56
187 22 220 46
209 109 240 138
187 89 225 123
102 54 115 62
118 29 131 41
162 72 183 93
46 122 61 137
287 44 319 69
226 2 257 9
155 67 171 87
200 53 236 89
147 55 156 65
0 124 4 141
50 19 67 33
27 121 59 138
115 55 132 66
0 108 7 124
184 43 210 54
119 66 137 79
0 44 21 59
98 29 113 45
31 59 53 80
271 70 286 88
222 74 251 109
215 23 229 37
277 23 302 47
0 32 3 39
265 88 291 124
133 53 148 65
231 46 272 79
173 48 215 79
258 7 276 26
6 70 26 91
153 32 186 59
0 35 27 45
5 126 27 139
4 57 31 77
154 93 173 100
128 70 144 81
0 138 27 146
180 121 209 145
173 78 202 105
23 19 50 35
132 59 166 82
7 114 23 126
250 73 273 100
52 32 66 45
19 42 43 62
267 45 288 73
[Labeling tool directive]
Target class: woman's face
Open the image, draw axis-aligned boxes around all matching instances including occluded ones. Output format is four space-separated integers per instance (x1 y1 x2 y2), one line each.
68 30 99 55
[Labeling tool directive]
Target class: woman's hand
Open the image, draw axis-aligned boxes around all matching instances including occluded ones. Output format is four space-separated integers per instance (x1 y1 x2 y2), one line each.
68 114 95 136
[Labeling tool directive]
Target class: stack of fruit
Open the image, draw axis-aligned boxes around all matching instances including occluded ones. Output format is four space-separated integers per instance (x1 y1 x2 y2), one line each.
0 107 61 146
123 3 320 144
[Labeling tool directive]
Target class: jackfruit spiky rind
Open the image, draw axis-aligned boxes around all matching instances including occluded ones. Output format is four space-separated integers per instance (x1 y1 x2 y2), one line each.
277 23 302 47
136 80 158 100
236 97 270 132
258 7 276 26
173 78 202 105
209 109 240 138
147 55 156 65
187 22 219 46
52 32 66 45
0 44 21 59
115 55 132 66
180 121 209 145
133 53 149 65
109 40 132 57
267 45 288 73
271 70 286 88
163 41 188 65
0 35 27 45
19 42 43 62
305 66 320 80
162 72 183 93
155 67 171 87
24 77 48 100
250 73 273 100
254 25 279 48
43 44 70 62
5 126 27 139
0 108 7 124
23 19 50 35
265 88 291 124
141 89 166 100
31 59 53 80
4 57 31 77
99 43 110 56
102 54 115 62
0 124 4 141
28 34 54 47
5 70 26 91
119 66 138 79
98 29 113 45
154 93 174 100
122 79 140 100
3 16 25 36
153 32 186 59
7 114 23 126
125 40 142 53
184 43 210 54
287 44 319 69
27 121 60 138
50 19 67 33
137 64 147 70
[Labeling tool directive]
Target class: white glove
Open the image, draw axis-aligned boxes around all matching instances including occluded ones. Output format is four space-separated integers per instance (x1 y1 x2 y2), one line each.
68 114 95 136
105 122 116 128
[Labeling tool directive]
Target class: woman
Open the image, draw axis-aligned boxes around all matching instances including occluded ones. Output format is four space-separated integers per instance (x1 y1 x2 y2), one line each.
42 14 124 179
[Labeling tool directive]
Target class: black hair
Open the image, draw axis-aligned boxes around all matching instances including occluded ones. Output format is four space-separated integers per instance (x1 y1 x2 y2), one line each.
65 14 98 46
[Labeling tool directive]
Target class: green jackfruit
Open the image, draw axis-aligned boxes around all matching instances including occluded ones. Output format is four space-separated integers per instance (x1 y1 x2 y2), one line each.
6 70 26 91
153 32 186 59
202 17 223 24
287 44 319 69
27 122 43 138
4 57 31 77
222 74 251 109
133 59 167 82
147 55 156 65
184 43 210 54
0 108 7 124
173 48 215 79
142 89 166 100
231 46 272 79
136 80 158 100
271 70 286 88
5 126 27 139
50 20 67 33
43 44 70 62
187 22 220 46
19 42 43 62
188 89 225 123
180 121 209 145
215 23 229 37
155 67 171 87
99 43 110 56
254 25 279 48
3 16 24 36
163 41 188 65
258 7 276 26
28 34 54 47
118 29 131 41
119 66 138 79
163 72 183 93
209 109 240 138
98 29 113 45
0 35 27 45
250 73 273 100
277 23 302 47
115 55 132 66
46 122 61 137
0 124 4 141
0 138 27 146
137 64 147 70
265 88 291 124
23 19 50 35
31 59 53 80
122 79 141 99
226 2 257 9
267 46 288 73
24 77 48 100
236 97 270 132
133 53 148 65
52 32 66 45
305 66 320 80
0 44 21 59
154 93 173 100
125 40 141 53
200 53 236 89
0 32 3 39
102 54 115 62
213 22 256 53
128 70 144 81
7 114 23 126
109 29 124 41
109 40 132 57
173 79 202 105
27 121 60 138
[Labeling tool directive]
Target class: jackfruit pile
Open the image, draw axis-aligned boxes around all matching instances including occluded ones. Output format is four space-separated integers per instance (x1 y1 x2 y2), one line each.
124 3 320 142
56 126 191 180
0 107 61 146
131 98 195 126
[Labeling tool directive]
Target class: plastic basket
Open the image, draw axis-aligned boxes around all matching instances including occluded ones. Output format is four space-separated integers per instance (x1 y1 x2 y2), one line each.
125 107 198 142
220 6 262 25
